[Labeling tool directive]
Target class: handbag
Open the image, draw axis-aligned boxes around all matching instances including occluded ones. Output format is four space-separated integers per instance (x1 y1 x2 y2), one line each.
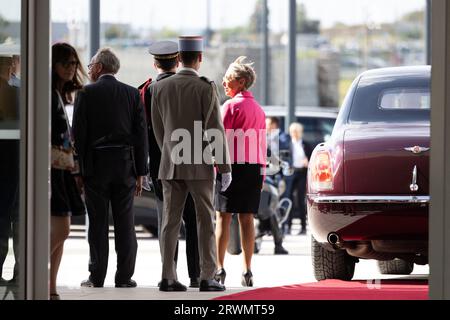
51 91 75 171
51 145 75 171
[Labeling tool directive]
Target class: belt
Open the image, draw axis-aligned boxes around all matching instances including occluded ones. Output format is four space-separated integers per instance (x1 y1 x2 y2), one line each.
93 145 134 160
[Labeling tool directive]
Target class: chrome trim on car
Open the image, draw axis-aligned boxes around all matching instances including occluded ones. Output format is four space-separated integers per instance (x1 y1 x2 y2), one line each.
404 146 430 154
313 195 430 204
410 166 419 192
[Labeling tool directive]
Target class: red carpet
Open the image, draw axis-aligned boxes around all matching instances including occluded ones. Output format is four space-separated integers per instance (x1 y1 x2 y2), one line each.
214 279 429 300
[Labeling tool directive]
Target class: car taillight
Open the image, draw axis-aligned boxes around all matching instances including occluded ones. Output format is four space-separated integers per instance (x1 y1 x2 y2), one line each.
310 151 333 191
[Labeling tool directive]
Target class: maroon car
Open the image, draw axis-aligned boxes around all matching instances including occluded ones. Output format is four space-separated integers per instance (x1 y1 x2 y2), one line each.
307 66 430 280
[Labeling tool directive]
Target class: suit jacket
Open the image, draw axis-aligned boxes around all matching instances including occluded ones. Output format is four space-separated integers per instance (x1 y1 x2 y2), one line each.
73 75 148 177
288 139 313 168
151 69 231 180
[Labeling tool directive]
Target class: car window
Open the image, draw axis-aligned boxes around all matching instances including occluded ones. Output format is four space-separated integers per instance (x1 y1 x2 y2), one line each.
296 117 316 133
380 88 430 110
317 118 335 142
349 77 431 123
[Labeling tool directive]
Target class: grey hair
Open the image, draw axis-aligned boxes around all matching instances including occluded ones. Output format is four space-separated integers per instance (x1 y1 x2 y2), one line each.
225 56 257 91
289 122 304 134
93 48 120 74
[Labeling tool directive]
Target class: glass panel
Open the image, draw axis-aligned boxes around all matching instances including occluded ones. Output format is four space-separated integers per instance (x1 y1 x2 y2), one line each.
380 88 430 110
0 0 21 300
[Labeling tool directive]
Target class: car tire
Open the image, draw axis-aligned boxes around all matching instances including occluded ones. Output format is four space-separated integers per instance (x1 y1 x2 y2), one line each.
312 236 355 281
377 259 414 275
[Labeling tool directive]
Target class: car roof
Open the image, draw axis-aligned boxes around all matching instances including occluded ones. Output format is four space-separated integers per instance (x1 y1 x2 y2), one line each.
359 65 431 82
263 106 339 119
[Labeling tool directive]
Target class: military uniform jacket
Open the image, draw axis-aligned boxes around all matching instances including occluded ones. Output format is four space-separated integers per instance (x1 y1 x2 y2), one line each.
151 69 231 181
73 75 149 177
144 72 175 179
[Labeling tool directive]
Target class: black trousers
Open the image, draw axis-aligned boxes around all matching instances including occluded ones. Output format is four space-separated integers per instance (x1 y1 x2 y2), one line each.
257 214 284 246
284 168 307 229
154 179 200 279
0 141 19 280
84 149 137 285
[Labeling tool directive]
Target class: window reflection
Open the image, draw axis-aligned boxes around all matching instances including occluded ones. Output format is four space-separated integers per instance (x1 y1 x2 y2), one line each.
0 0 21 300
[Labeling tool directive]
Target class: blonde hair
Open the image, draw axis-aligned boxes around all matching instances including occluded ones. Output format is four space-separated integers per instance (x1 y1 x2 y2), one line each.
225 56 257 91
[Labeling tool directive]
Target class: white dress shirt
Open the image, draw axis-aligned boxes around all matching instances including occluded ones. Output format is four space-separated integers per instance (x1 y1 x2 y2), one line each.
292 139 307 169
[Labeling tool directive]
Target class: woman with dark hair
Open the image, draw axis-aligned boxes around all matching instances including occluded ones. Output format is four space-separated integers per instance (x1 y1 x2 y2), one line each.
50 43 86 300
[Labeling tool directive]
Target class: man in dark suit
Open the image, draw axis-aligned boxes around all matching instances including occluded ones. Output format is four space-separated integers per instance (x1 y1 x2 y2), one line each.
73 48 148 288
283 122 313 235
140 41 200 288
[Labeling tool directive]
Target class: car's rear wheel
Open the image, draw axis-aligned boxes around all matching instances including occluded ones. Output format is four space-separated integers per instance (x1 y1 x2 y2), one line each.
312 236 355 281
378 259 414 275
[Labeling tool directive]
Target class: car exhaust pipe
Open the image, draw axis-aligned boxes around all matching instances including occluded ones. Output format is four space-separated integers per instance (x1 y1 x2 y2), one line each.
327 233 340 245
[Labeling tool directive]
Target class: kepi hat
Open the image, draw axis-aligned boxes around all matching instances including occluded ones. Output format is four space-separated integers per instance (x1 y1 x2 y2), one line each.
148 41 179 60
179 36 204 52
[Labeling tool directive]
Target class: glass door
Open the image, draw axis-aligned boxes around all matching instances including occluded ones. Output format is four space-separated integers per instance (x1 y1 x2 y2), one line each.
0 0 22 300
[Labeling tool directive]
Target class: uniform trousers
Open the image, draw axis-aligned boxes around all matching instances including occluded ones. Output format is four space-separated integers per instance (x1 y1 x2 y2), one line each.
161 179 216 281
154 185 200 280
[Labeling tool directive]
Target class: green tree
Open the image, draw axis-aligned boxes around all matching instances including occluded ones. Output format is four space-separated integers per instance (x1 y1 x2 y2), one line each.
0 14 10 43
104 24 127 40
249 0 268 34
159 27 178 39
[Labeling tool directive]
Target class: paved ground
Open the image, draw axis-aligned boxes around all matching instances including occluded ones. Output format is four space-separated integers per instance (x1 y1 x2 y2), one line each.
1 223 429 300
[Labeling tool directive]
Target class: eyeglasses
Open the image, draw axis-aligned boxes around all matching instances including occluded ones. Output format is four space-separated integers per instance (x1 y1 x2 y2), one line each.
88 62 99 70
61 60 79 69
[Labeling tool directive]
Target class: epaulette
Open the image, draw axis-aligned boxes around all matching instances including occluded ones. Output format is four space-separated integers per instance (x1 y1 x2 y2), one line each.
138 77 152 90
200 76 214 84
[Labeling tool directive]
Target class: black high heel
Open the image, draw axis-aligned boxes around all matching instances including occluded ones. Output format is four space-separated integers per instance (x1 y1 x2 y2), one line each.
214 268 227 285
241 270 253 287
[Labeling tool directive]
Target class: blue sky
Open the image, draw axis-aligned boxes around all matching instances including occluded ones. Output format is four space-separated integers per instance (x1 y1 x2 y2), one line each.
0 0 426 32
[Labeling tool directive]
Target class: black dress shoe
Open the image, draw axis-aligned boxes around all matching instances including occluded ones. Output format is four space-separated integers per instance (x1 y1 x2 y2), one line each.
115 279 137 288
159 279 187 292
189 278 200 288
274 245 289 255
199 279 226 292
80 278 103 288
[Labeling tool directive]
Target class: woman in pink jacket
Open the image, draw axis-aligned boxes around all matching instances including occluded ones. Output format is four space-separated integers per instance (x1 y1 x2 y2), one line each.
215 57 267 287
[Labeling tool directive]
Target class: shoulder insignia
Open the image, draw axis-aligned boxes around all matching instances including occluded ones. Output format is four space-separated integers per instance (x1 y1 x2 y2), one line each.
138 77 152 90
200 76 213 84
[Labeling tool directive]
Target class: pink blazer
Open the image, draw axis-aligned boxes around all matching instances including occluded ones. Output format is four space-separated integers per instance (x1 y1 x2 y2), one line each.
222 91 267 166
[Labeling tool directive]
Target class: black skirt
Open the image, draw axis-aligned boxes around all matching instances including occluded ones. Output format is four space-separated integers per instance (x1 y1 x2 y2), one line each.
51 169 86 217
215 163 264 214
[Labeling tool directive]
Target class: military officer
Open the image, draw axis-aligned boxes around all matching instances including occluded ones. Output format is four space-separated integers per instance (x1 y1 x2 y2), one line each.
142 41 201 288
151 36 232 292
